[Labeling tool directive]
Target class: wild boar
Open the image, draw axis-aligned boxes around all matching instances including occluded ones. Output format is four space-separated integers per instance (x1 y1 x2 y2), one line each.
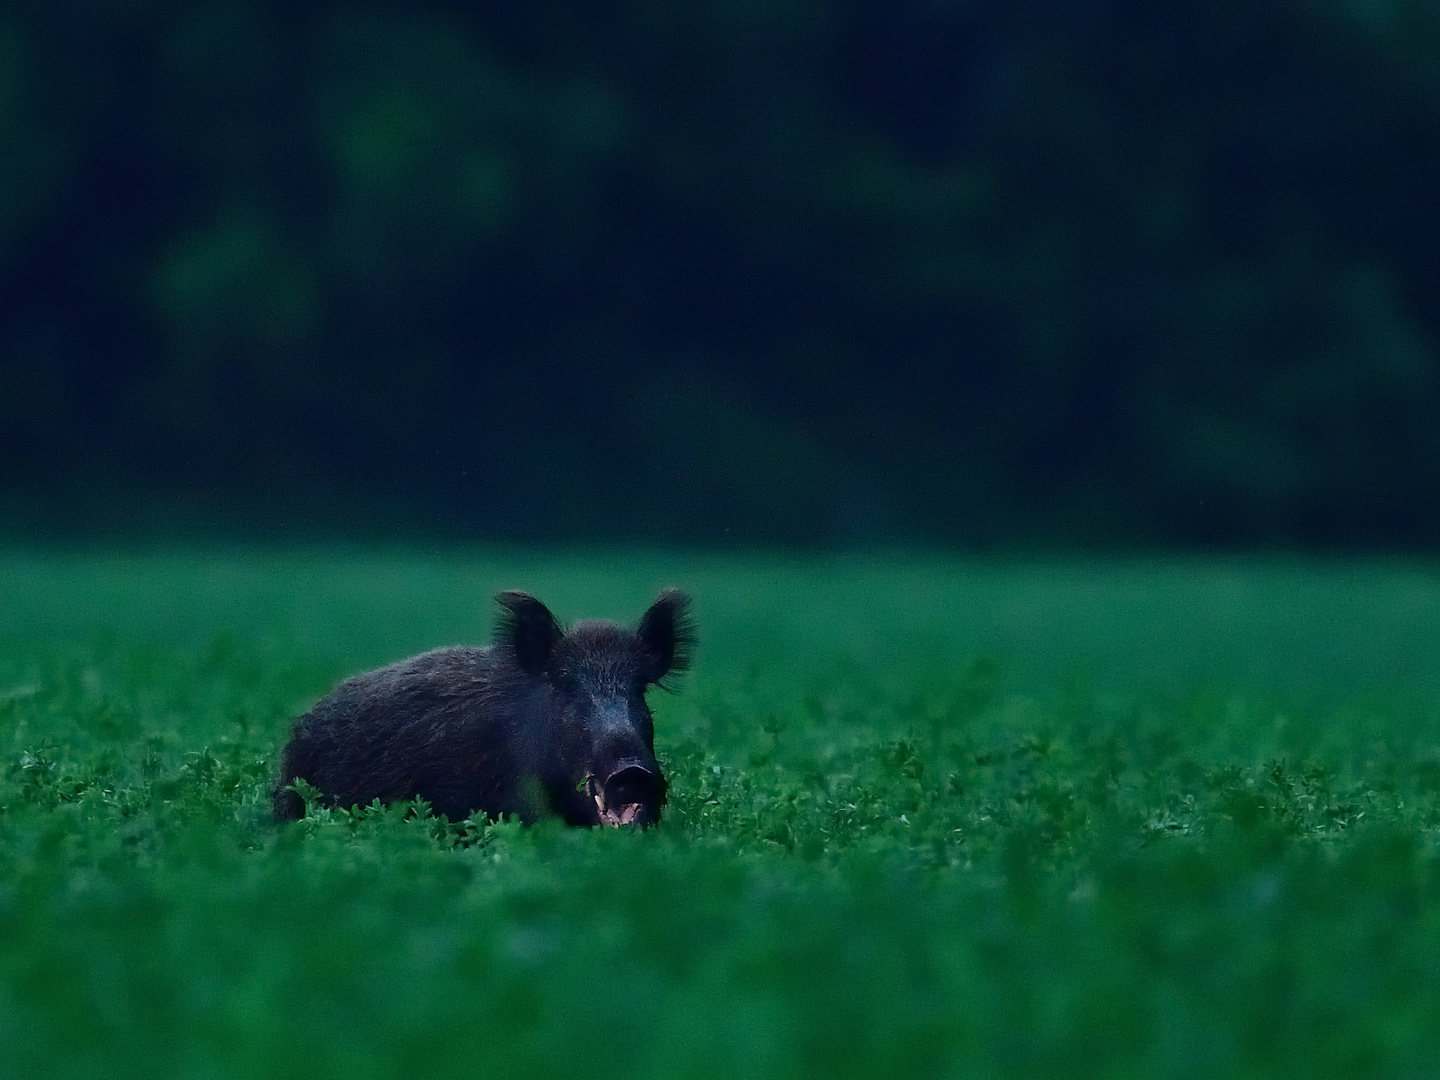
273 589 693 826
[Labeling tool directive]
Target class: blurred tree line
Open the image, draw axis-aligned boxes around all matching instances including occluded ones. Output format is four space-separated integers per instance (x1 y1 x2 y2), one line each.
1 0 1438 546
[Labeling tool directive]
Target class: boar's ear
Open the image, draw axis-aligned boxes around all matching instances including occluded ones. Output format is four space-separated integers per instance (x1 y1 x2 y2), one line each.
636 589 696 687
495 591 563 675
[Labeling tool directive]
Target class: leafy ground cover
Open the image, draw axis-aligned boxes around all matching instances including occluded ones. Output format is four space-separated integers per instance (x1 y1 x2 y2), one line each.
3 550 1440 1078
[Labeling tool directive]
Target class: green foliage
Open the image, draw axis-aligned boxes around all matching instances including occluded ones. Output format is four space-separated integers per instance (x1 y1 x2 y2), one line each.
4 551 1440 1077
5 3 1440 543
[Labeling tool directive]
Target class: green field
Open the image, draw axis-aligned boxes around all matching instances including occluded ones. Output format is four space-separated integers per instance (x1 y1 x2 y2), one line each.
4 550 1440 1079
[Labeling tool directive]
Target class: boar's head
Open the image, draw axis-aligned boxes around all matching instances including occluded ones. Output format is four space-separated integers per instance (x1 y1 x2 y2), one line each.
496 589 694 827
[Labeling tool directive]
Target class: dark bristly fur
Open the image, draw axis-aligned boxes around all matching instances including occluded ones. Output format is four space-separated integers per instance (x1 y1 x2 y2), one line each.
272 590 694 825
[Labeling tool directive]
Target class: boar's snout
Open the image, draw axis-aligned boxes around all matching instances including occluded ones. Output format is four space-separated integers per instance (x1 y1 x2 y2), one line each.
587 759 663 827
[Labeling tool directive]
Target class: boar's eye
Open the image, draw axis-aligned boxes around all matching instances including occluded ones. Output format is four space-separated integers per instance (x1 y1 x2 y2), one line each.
635 588 696 687
494 591 563 675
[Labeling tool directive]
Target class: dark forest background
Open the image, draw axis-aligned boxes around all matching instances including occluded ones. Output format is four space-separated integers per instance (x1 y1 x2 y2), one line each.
2 1 1438 547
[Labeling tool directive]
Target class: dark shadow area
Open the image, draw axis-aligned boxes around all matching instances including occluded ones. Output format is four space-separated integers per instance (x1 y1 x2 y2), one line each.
1 1 1437 547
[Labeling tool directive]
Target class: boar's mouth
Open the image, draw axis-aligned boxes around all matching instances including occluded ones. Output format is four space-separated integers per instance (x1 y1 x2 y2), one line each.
587 762 659 827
